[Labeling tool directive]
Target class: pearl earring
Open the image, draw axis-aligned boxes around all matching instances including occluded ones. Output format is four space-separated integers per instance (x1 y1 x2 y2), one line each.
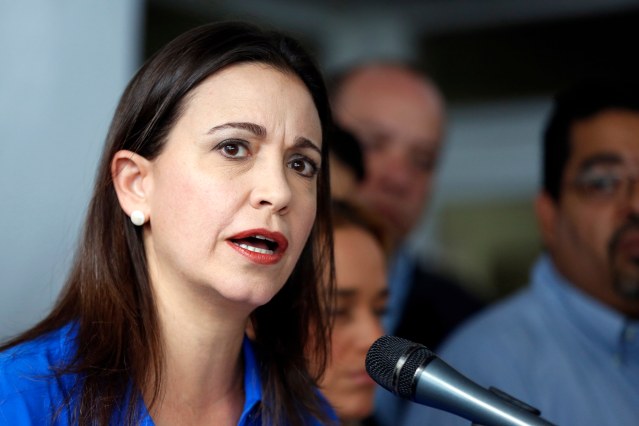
130 210 146 226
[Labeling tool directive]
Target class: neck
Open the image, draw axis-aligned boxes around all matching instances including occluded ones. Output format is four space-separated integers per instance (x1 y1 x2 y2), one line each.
148 276 253 425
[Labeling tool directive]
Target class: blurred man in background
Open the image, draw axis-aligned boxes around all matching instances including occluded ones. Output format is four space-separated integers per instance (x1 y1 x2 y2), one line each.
331 63 484 426
402 79 639 426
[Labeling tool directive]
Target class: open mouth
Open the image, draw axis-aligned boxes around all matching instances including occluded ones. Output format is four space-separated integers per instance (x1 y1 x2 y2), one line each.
231 235 279 255
227 229 289 265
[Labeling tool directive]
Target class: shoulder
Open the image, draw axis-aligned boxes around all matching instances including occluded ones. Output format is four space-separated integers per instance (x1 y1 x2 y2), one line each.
436 287 545 375
400 289 547 426
446 285 542 339
0 325 77 424
0 324 75 380
239 337 337 426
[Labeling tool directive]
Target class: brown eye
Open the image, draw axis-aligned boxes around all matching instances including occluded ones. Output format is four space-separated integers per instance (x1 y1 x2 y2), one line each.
575 172 624 198
224 145 239 156
288 155 318 178
587 176 621 194
216 140 249 159
411 155 436 173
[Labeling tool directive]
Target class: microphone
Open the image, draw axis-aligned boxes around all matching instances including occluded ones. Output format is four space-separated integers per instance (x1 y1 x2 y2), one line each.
365 335 556 426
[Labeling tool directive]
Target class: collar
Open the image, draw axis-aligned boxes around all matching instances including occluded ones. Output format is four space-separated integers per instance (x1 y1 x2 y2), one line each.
133 335 263 425
239 335 262 424
533 254 639 363
384 244 415 333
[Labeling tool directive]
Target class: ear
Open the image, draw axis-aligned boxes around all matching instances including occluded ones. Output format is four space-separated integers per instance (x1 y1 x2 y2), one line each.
111 150 153 219
535 191 559 249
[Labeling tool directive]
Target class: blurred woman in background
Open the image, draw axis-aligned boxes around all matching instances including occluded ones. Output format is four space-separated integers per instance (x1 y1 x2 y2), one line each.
321 200 390 425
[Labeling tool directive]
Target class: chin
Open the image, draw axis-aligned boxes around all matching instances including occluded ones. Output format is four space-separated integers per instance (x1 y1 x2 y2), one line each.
612 261 639 299
614 275 639 300
339 407 374 423
215 281 282 309
334 394 375 423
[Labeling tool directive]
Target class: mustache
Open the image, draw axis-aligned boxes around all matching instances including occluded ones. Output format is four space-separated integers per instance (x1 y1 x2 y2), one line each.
608 214 639 256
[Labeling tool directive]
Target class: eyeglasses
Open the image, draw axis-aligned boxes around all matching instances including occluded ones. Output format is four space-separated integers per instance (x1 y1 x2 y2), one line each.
569 167 639 201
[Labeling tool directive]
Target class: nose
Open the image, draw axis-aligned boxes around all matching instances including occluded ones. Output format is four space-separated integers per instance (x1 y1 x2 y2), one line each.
249 163 292 214
356 312 385 353
375 149 413 193
627 177 639 214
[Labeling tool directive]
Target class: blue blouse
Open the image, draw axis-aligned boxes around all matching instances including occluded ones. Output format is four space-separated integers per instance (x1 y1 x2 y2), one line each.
0 324 332 425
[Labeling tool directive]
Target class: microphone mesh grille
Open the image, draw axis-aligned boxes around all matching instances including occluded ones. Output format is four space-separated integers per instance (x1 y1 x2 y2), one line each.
365 335 436 398
398 344 431 397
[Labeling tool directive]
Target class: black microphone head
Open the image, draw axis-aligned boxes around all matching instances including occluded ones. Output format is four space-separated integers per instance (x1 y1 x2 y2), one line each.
365 335 436 399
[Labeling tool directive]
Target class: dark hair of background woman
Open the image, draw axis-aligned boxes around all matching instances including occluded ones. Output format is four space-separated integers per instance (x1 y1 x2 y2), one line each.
0 21 335 426
331 199 391 257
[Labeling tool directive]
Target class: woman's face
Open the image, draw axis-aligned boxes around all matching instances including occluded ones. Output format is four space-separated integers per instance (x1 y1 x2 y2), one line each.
142 63 322 312
321 225 388 422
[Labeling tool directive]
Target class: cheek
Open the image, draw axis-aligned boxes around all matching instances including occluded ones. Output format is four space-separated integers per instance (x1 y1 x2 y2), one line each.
410 175 430 198
330 326 352 360
365 152 387 180
321 327 349 381
291 193 317 240
559 209 613 255
153 175 192 227
153 173 234 239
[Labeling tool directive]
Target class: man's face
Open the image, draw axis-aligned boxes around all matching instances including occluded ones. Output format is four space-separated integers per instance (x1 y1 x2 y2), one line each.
538 109 639 316
334 67 444 242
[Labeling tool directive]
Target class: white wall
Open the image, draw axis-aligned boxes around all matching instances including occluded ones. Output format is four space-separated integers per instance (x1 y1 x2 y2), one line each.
413 97 551 245
0 1 143 340
408 97 553 297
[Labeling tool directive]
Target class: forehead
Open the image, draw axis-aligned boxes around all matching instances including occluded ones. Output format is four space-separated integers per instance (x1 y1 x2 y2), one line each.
336 68 444 146
181 62 322 140
334 226 386 284
568 109 639 169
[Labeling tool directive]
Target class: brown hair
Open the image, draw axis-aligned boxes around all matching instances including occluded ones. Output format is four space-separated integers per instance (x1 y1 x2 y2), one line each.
1 21 335 426
331 199 392 258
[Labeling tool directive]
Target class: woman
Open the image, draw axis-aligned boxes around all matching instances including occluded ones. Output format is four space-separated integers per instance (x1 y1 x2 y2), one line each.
320 201 390 425
0 22 335 426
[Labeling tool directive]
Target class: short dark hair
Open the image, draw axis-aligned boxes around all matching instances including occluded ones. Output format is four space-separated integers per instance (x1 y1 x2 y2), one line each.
543 78 639 201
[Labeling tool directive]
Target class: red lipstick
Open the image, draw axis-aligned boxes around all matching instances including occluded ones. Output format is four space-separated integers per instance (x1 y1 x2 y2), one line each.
227 228 289 265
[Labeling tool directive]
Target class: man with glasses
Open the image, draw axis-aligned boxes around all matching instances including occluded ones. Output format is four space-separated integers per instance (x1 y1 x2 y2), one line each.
402 80 639 426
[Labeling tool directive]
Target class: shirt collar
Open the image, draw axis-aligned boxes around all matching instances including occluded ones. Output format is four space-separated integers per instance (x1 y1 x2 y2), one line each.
384 244 415 333
533 254 639 360
134 335 263 425
238 335 262 424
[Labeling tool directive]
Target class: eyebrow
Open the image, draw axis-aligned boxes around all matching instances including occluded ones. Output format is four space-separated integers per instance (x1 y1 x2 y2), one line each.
207 122 266 137
336 288 390 300
378 288 390 300
578 153 623 172
207 122 321 155
337 289 357 299
295 136 321 156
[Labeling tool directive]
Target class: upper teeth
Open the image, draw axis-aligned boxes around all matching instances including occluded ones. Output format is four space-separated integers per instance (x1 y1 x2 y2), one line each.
254 235 274 242
237 243 273 255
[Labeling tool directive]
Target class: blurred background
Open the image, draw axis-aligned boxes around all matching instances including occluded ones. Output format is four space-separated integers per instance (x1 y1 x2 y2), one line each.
2 0 639 339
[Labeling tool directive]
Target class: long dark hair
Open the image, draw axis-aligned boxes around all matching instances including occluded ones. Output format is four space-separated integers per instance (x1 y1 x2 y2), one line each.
1 21 335 426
